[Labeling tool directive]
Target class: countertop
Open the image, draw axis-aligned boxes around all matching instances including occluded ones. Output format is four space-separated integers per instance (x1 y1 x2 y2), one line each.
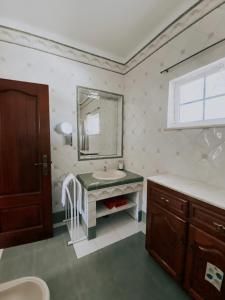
77 170 144 191
148 174 225 210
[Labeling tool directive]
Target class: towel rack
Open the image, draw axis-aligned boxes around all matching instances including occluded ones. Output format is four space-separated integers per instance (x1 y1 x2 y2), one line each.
61 173 86 245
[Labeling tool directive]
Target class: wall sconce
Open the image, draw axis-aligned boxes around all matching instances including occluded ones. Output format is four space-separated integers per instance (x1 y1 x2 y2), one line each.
55 122 73 146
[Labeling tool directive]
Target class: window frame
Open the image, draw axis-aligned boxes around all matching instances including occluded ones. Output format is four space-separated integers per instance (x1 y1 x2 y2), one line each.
167 57 225 129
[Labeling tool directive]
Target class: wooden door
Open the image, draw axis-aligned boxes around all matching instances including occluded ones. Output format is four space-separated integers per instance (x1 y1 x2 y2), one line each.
184 225 225 300
146 204 187 281
0 78 52 248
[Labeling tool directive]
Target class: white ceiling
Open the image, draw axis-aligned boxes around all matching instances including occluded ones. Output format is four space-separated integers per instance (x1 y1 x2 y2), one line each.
0 0 198 62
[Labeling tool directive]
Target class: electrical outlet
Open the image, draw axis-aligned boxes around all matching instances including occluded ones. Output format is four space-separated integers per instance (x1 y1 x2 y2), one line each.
205 262 224 292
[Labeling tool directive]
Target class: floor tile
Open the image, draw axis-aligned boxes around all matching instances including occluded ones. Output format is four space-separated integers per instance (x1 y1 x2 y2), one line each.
0 227 191 300
72 211 144 258
73 239 98 258
94 230 120 249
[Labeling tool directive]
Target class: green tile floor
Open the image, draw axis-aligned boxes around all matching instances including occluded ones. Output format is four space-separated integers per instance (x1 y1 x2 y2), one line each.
0 227 190 300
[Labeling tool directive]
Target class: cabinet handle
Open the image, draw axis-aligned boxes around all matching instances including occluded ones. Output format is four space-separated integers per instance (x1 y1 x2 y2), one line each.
161 197 169 203
213 222 225 232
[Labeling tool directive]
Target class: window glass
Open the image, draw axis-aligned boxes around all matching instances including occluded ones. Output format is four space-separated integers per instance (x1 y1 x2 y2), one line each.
205 69 225 97
86 113 100 135
205 96 225 120
179 77 204 104
168 57 225 128
179 101 203 123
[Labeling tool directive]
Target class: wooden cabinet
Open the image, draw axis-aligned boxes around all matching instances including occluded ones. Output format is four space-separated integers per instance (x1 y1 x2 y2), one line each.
146 180 225 300
146 204 187 281
184 225 225 300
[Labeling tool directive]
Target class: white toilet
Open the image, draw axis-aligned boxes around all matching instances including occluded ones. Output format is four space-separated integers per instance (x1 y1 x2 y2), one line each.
0 277 50 300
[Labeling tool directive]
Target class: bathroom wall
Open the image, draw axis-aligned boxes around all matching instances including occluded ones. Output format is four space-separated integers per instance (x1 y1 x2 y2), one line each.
0 41 124 212
1 4 225 215
124 4 225 211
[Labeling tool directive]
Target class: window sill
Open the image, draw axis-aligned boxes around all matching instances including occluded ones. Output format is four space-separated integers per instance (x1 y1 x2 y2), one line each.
165 123 225 131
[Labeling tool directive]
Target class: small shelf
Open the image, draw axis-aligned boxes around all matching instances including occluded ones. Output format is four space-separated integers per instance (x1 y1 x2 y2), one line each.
96 201 136 218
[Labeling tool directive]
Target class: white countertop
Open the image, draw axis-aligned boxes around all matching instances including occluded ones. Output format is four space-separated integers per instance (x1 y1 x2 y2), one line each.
148 174 225 210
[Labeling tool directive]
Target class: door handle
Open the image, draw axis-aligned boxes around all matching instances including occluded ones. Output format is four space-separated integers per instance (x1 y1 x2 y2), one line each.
34 154 49 176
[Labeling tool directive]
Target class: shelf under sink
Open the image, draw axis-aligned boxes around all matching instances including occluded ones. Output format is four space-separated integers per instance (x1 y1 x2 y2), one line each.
96 200 136 218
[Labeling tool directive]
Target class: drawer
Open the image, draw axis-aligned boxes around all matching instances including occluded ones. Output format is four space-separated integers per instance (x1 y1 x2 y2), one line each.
149 188 188 218
190 202 225 241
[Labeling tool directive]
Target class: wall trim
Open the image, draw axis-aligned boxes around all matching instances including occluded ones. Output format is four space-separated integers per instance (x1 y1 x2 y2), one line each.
142 211 147 224
0 0 224 74
0 249 3 260
53 210 65 224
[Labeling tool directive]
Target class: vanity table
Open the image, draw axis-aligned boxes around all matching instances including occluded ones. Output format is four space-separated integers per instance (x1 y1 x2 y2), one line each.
77 170 143 239
146 174 225 300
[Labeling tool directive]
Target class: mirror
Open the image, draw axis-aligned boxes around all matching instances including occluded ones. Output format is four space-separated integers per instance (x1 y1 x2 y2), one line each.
77 86 123 160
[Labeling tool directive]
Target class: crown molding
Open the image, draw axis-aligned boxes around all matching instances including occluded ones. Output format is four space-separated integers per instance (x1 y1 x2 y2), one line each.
0 25 125 74
0 0 224 75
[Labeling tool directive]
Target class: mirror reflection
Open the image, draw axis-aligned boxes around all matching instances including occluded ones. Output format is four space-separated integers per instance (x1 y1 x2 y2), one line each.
77 86 123 160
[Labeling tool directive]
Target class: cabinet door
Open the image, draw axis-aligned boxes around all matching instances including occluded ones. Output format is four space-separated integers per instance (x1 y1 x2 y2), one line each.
184 225 225 300
146 204 187 281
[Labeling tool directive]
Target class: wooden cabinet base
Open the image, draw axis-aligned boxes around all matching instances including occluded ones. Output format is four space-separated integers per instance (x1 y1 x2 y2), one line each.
146 180 225 300
146 204 187 282
184 225 225 300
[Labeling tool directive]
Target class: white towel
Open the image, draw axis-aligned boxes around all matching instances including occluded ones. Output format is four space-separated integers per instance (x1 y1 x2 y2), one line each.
76 178 83 214
61 173 76 207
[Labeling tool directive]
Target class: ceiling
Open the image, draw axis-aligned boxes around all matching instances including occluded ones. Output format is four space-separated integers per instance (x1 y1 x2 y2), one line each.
0 0 199 63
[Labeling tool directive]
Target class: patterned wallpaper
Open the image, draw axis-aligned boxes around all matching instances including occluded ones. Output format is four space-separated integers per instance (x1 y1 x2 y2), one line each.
1 2 225 213
124 4 225 211
0 41 124 212
0 0 224 74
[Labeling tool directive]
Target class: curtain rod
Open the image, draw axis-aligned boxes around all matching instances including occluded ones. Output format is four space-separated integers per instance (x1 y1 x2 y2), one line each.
160 37 225 74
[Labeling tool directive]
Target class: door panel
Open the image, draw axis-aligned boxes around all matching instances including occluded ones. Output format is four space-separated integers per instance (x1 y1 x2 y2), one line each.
146 204 187 281
184 225 225 300
0 78 52 248
0 205 42 232
0 89 40 195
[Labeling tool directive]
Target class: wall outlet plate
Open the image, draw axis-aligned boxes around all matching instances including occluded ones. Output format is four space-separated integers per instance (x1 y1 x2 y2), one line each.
205 262 224 292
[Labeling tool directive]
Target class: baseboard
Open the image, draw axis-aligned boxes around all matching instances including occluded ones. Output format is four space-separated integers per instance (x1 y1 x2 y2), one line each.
0 249 3 260
52 210 65 224
142 211 147 223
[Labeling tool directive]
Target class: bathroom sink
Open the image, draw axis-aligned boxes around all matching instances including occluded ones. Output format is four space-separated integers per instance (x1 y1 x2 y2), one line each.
92 169 126 180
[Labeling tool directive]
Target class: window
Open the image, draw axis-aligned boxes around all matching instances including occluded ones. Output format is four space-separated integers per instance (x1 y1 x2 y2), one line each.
85 112 100 135
168 57 225 128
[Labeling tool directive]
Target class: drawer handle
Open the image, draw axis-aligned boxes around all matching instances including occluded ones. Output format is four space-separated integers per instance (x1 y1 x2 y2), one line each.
161 197 169 203
213 222 225 232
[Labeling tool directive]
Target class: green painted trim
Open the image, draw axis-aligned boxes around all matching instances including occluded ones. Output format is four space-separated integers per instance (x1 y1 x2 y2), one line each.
88 226 96 240
53 211 65 224
142 211 147 224
77 170 143 191
138 210 142 222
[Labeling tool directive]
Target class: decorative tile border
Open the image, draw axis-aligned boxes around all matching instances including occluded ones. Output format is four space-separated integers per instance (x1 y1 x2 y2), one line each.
0 0 224 74
0 25 125 74
85 182 143 202
123 0 225 74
